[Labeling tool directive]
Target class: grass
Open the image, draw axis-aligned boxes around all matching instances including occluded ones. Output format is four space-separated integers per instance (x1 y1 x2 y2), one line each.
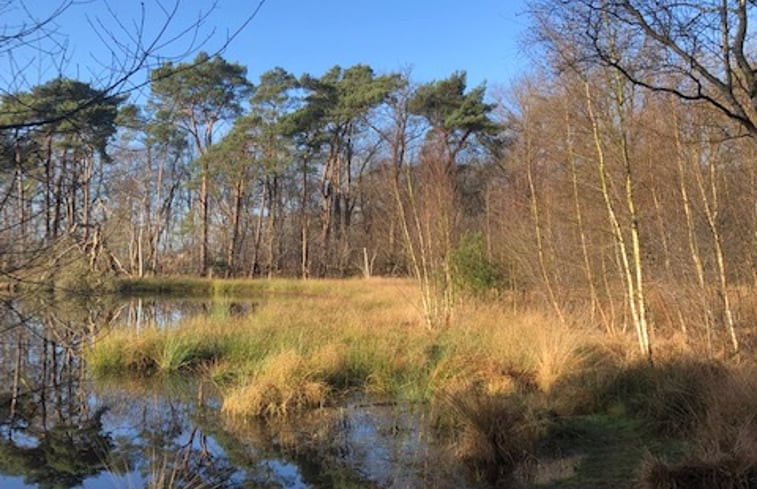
89 277 757 487
438 389 543 486
115 276 342 297
93 278 597 429
532 415 685 488
88 324 229 375
94 278 594 407
103 448 230 489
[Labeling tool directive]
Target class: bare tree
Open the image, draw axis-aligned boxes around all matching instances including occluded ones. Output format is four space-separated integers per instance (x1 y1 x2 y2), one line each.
529 0 757 137
1 1 265 132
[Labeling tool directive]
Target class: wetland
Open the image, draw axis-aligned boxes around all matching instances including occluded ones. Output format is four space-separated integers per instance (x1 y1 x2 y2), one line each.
1 279 756 489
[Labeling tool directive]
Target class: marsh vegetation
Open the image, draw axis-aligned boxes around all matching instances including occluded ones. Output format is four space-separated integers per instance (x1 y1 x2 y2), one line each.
1 277 756 487
85 278 757 487
2 0 757 487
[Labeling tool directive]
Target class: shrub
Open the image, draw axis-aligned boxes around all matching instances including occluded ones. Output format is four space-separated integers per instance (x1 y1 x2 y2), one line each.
450 232 502 296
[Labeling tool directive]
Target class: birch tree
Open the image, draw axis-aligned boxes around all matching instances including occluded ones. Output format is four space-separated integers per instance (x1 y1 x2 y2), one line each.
530 0 757 137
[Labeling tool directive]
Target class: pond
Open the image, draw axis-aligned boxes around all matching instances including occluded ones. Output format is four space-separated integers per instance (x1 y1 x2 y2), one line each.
0 293 480 489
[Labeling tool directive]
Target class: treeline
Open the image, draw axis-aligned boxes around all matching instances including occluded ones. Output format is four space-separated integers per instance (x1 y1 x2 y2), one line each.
0 57 501 282
1 1 755 356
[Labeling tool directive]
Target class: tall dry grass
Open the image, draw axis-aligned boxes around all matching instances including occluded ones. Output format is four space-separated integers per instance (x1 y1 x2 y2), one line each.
90 277 757 485
92 278 618 416
639 364 757 488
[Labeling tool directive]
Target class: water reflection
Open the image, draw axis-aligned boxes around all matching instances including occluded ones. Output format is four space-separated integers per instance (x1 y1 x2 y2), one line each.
119 298 259 330
0 294 117 489
0 294 479 489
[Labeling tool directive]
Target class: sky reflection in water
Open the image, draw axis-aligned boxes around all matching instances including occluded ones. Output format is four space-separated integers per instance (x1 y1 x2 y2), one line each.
0 296 474 489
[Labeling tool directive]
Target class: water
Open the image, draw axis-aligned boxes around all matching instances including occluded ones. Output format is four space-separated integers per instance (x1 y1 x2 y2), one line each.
0 293 476 489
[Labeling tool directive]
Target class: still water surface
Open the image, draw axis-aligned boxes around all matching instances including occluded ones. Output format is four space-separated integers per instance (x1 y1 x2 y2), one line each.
0 293 474 489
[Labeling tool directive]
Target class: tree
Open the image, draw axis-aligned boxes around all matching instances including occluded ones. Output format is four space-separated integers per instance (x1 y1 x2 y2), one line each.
0 0 266 284
1 1 263 132
405 71 499 326
288 65 401 275
409 72 499 166
149 52 251 276
530 0 757 137
246 68 299 278
0 79 125 278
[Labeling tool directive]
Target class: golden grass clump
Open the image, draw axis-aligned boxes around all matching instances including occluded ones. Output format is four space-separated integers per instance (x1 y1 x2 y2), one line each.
222 350 329 417
437 385 543 486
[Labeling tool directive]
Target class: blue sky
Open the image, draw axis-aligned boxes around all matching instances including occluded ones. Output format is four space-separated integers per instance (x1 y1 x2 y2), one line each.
2 0 532 97
227 0 531 87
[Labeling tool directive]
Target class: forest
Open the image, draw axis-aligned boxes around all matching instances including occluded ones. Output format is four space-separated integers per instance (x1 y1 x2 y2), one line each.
1 1 756 487
2 0 755 356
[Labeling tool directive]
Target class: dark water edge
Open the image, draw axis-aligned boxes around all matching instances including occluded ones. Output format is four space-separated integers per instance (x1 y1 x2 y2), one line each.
0 294 483 489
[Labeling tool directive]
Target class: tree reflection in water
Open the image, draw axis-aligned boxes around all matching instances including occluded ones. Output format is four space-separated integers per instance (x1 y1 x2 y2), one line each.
0 294 476 489
0 294 116 489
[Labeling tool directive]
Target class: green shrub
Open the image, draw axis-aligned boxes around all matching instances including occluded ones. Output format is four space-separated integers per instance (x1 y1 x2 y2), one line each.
451 232 502 296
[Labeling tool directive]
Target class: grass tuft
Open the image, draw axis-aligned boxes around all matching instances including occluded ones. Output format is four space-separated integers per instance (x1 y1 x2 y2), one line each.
222 349 329 417
437 386 544 485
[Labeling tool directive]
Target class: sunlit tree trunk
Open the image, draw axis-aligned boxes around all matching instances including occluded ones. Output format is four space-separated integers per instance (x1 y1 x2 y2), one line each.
613 79 652 360
694 137 739 356
672 101 713 350
564 105 606 330
645 142 689 336
381 93 441 328
585 81 651 360
522 98 565 325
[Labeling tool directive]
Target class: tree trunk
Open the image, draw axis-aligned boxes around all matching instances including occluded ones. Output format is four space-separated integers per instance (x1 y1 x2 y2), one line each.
585 81 651 360
524 107 565 325
565 105 605 330
200 158 209 277
14 140 25 257
227 177 244 277
672 100 713 350
300 157 310 279
249 177 267 278
265 176 278 278
694 138 739 356
319 154 335 277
